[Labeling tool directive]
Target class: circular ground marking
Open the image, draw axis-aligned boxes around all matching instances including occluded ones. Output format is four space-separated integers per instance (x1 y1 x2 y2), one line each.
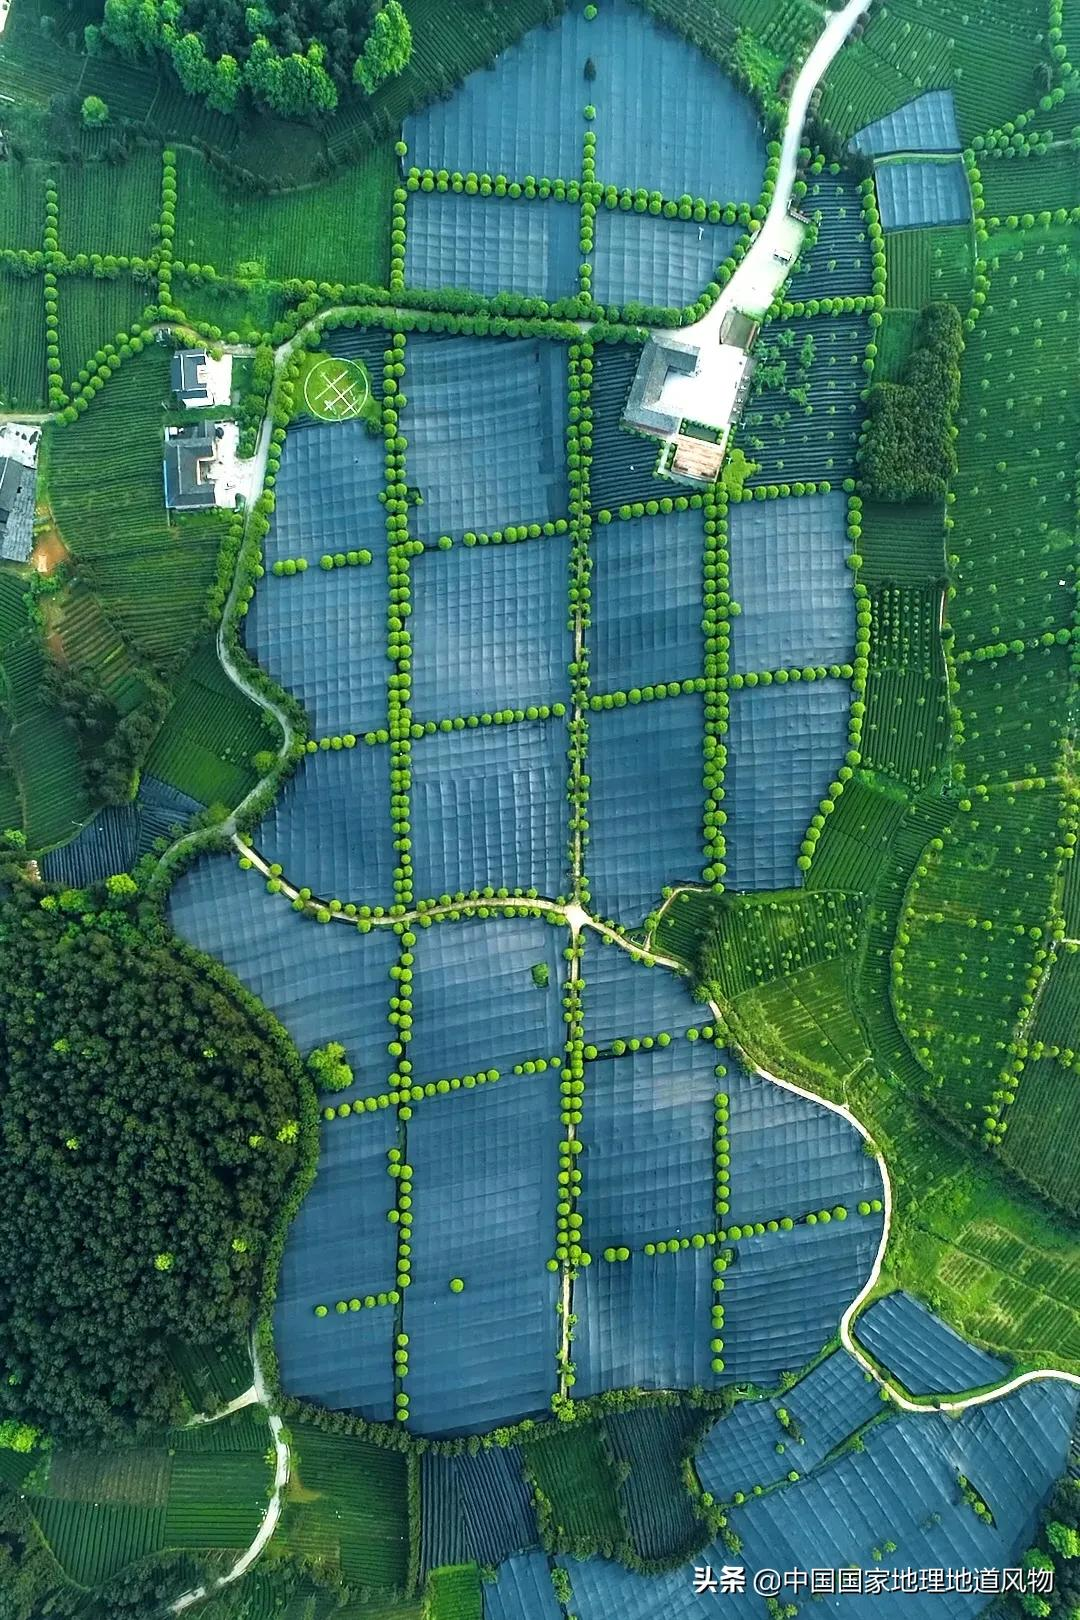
303 355 371 422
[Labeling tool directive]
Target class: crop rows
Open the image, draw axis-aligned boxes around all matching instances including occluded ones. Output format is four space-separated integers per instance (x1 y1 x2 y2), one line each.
524 1423 627 1551
58 148 162 260
58 277 151 394
283 1425 410 1592
46 1447 171 1507
819 0 1047 141
174 147 394 288
949 231 1077 654
981 150 1080 220
884 226 974 310
860 585 949 790
0 274 47 410
1001 1055 1080 1215
163 1451 269 1548
32 1498 166 1586
145 640 266 806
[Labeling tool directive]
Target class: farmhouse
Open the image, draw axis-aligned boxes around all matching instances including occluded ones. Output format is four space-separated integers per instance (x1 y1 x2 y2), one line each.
163 420 233 511
170 348 232 409
0 423 40 562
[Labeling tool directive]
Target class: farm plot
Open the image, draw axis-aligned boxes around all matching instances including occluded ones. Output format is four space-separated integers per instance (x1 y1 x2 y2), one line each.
585 692 705 923
722 679 851 890
406 335 568 536
2 632 91 847
410 720 569 901
59 277 153 388
592 209 742 311
723 1068 882 1229
955 645 1072 784
0 275 47 411
420 1445 536 1572
876 158 972 231
407 915 567 1081
174 147 395 287
405 0 765 202
282 1424 410 1592
427 1566 482 1620
254 746 396 905
483 1552 562 1620
884 224 974 308
848 89 962 158
245 557 390 741
739 315 870 485
729 1382 1078 1615
789 171 872 300
719 1217 883 1383
406 192 578 303
949 230 1078 652
572 1245 718 1397
577 1039 720 1252
588 343 669 510
696 1348 881 1500
144 639 268 808
854 1292 1008 1394
44 348 225 666
274 1108 399 1417
589 509 704 694
169 863 396 1095
258 420 386 571
162 1448 269 1550
403 1069 561 1433
981 150 1080 219
58 149 161 259
409 537 570 720
524 1423 626 1548
0 158 47 250
1001 1056 1080 1217
727 493 853 672
1030 945 1080 1050
858 499 946 587
31 1499 166 1585
606 1404 701 1560
819 0 1048 143
860 584 949 790
581 931 696 1047
172 276 287 344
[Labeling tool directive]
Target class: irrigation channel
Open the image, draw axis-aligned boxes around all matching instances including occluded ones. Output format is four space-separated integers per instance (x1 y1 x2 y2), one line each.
155 0 1080 1601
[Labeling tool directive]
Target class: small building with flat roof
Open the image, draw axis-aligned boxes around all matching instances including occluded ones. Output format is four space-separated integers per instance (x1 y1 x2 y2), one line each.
170 348 232 410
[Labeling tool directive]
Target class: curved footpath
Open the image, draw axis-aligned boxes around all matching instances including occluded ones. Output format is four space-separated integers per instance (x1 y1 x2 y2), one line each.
170 1338 290 1614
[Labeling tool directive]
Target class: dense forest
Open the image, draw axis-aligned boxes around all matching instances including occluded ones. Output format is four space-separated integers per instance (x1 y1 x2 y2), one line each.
0 886 303 1443
95 0 413 115
860 301 964 502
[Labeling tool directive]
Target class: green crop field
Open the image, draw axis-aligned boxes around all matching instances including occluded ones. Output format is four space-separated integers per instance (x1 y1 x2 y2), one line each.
0 274 47 410
981 151 1080 220
57 148 162 260
884 225 974 310
1001 1055 1080 1215
31 1498 167 1585
956 645 1072 785
426 1565 483 1620
281 1425 410 1592
524 1423 628 1552
0 157 47 250
2 632 91 846
949 230 1078 654
144 639 271 807
58 276 152 393
172 275 288 344
163 1450 270 1549
818 0 1048 141
43 347 226 666
174 148 396 288
860 585 949 789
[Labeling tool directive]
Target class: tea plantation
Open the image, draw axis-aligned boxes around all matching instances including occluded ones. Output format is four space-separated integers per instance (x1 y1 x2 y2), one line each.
0 0 1078 1615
